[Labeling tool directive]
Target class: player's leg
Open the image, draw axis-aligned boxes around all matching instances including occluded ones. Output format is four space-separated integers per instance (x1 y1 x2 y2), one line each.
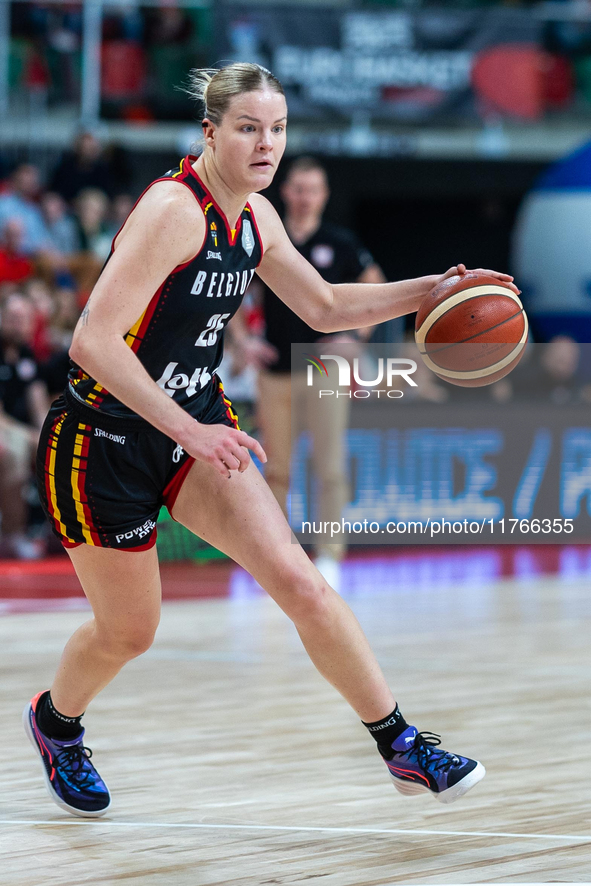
33 399 164 716
172 458 485 803
299 371 349 585
257 370 293 519
24 544 161 817
172 455 394 721
51 543 162 715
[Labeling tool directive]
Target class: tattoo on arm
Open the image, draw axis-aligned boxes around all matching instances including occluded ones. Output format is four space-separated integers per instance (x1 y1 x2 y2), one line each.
80 302 91 326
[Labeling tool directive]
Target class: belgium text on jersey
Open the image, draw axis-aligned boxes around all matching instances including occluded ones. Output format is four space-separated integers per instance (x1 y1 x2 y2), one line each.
191 268 255 299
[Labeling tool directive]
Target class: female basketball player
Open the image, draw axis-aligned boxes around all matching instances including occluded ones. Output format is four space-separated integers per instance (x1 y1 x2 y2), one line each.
25 63 517 817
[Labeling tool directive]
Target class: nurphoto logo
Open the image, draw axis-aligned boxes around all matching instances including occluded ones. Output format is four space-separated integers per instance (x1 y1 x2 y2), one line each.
305 354 418 399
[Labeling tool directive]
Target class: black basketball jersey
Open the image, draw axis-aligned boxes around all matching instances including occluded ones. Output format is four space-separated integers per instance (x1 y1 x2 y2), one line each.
68 155 263 421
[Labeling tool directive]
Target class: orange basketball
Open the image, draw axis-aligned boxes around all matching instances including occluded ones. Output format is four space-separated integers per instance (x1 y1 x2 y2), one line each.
414 273 528 387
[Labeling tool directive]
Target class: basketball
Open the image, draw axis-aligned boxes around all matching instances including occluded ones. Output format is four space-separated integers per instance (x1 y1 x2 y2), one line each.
414 273 528 387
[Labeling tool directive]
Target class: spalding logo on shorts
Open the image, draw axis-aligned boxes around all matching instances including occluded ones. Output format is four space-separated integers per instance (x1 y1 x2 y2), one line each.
242 220 255 257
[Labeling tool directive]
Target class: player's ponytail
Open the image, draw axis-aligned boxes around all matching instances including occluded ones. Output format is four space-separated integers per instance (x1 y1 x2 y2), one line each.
186 63 284 127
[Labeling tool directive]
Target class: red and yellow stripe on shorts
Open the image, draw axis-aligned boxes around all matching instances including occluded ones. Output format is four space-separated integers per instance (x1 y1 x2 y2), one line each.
218 380 240 429
43 411 76 545
70 423 101 546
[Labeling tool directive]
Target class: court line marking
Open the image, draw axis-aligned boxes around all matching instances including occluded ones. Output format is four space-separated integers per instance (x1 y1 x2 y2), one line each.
0 819 589 843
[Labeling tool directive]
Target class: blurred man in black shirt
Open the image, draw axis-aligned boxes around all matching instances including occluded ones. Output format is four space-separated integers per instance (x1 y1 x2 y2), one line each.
257 157 386 587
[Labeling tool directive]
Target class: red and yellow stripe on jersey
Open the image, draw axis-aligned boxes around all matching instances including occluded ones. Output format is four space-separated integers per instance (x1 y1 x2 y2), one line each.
124 281 166 354
76 280 165 409
171 156 186 179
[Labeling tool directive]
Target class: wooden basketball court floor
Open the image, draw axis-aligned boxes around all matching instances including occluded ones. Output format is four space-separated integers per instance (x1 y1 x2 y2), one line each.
1 545 590 885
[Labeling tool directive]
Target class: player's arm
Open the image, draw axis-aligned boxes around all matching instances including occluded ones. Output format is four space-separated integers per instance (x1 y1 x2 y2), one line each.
69 183 265 477
346 263 385 342
315 264 385 345
251 195 517 333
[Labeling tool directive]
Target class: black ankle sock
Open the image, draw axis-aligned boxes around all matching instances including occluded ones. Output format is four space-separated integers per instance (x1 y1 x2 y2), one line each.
35 691 84 740
362 705 408 758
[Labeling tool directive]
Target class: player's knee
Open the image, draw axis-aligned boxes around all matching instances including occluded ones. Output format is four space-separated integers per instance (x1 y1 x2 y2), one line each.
279 564 332 623
122 629 157 658
97 619 158 660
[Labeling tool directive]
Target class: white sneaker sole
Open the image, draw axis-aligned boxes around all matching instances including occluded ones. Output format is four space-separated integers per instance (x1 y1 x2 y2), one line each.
22 703 111 819
390 761 486 805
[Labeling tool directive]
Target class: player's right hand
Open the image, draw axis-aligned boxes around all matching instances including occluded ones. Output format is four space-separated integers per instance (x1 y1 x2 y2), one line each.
436 264 520 296
185 423 267 478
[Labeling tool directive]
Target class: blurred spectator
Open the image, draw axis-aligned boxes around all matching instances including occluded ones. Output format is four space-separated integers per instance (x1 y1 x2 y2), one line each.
73 188 112 262
50 131 111 201
512 335 585 404
41 285 79 399
141 5 197 118
109 193 134 237
0 219 35 285
41 191 79 255
0 130 145 558
0 164 51 256
0 292 48 426
102 145 133 197
12 2 82 98
50 285 78 345
102 3 143 41
0 293 49 558
26 278 55 363
144 6 193 46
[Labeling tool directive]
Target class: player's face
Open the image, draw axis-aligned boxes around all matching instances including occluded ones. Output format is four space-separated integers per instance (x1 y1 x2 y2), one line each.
281 169 329 221
209 89 287 192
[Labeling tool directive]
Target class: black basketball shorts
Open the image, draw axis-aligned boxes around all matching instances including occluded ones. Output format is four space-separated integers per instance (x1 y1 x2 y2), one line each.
36 376 239 551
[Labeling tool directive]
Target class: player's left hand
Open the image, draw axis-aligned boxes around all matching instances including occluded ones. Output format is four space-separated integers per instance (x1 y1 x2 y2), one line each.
438 264 520 296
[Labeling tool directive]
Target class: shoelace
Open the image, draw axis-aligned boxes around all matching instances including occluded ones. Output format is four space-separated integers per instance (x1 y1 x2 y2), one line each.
401 732 461 773
55 744 97 789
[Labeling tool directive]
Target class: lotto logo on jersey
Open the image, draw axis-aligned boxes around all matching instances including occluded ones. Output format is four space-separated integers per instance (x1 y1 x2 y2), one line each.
210 221 218 247
156 362 212 398
242 219 255 257
191 268 255 299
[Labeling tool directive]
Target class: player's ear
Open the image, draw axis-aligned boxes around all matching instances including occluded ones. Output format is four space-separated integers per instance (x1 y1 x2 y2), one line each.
202 118 216 148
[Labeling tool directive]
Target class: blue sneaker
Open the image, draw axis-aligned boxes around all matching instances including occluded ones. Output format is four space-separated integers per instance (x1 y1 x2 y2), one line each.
382 726 485 805
23 691 110 818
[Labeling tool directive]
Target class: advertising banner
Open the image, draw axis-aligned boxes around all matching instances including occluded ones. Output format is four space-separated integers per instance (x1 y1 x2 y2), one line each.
216 5 543 123
290 343 591 545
